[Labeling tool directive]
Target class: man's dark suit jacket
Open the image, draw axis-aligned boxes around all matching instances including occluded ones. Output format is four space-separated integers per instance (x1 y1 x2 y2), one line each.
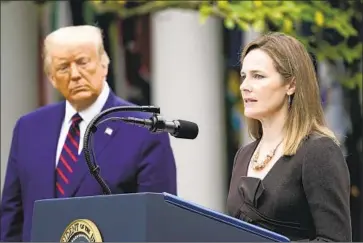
226 135 352 242
0 91 177 242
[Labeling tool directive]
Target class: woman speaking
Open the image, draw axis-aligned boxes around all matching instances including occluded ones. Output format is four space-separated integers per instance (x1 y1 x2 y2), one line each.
226 32 352 242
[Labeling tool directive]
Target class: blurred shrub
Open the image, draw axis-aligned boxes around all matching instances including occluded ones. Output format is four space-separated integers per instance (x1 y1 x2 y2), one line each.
23 0 359 89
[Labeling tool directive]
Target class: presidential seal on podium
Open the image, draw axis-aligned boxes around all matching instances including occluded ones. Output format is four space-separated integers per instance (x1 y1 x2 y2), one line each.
60 219 103 242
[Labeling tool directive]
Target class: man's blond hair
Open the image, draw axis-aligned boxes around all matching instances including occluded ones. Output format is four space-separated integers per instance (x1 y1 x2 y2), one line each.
43 25 110 75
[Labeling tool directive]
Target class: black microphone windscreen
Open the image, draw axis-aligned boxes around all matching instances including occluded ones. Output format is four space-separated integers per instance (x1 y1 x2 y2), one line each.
175 120 199 139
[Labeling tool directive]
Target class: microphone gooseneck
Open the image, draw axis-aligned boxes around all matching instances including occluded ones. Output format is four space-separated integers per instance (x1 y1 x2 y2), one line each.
83 106 160 195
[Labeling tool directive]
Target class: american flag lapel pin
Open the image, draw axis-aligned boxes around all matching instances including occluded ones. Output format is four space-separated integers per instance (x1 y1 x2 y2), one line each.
105 127 113 136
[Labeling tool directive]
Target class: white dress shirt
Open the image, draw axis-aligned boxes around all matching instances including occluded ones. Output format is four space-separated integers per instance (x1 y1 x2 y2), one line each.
55 82 110 166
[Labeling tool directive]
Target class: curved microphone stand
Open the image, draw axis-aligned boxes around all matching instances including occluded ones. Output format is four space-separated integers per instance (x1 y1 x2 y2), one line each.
83 106 160 195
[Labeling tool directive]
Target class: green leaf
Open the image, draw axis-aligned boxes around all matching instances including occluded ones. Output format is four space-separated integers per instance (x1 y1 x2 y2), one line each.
224 18 236 29
339 43 363 64
229 3 255 22
217 1 230 10
266 11 284 22
341 73 363 89
264 1 283 7
252 19 265 32
282 18 294 33
236 20 250 31
199 3 212 24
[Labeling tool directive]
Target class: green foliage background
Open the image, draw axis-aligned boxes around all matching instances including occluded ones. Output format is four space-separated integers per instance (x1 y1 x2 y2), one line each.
91 0 362 90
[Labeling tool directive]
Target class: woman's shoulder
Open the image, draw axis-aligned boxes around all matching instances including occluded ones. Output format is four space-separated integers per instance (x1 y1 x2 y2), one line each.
300 133 347 174
301 133 342 156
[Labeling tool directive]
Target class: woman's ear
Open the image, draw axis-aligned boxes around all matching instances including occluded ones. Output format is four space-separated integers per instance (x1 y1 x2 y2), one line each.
286 78 296 96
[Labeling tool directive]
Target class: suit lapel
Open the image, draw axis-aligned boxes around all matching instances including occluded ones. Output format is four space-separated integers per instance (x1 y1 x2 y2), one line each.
66 92 121 197
34 103 65 199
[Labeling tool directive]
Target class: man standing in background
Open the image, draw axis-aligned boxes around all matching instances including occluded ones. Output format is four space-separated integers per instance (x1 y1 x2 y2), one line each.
0 25 177 242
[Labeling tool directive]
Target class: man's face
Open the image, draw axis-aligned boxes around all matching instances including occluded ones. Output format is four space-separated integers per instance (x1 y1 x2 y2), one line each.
48 42 107 110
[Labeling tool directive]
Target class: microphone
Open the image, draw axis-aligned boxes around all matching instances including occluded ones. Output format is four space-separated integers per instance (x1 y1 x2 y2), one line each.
120 115 199 140
83 105 197 196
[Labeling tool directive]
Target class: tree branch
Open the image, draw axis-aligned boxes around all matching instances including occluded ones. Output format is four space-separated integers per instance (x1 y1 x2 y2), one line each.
91 1 202 18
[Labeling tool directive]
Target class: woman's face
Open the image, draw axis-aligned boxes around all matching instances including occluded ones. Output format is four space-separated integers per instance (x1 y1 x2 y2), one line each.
240 49 293 121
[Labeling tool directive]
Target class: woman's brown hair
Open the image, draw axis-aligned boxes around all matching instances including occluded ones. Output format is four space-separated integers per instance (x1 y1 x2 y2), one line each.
240 32 338 155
